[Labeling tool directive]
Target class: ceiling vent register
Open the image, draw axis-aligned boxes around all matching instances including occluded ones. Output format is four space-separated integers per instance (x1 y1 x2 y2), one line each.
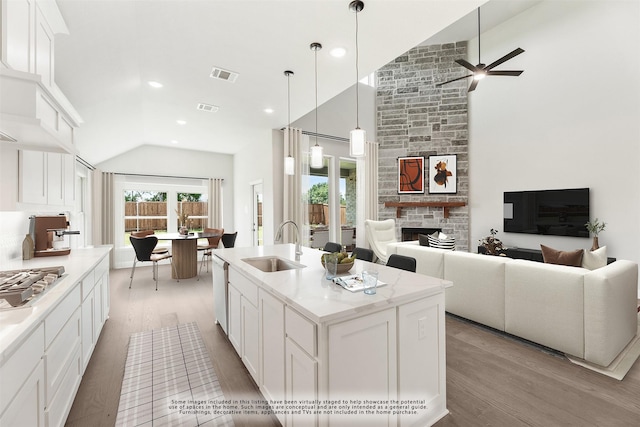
197 103 220 113
210 67 239 83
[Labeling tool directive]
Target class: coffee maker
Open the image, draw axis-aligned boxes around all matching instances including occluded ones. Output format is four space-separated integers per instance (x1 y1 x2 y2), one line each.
30 215 80 257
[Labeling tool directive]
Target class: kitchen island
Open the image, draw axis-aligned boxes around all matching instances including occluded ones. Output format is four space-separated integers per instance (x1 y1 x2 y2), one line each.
213 244 451 427
0 246 111 427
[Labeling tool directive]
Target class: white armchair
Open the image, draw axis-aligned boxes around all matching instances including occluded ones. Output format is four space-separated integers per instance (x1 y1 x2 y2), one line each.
364 219 398 263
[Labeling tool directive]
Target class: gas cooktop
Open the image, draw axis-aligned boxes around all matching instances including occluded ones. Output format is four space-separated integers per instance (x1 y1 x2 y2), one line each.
0 266 65 308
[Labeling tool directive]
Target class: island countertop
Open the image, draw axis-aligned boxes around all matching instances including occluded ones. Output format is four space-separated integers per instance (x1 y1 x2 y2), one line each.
213 243 451 324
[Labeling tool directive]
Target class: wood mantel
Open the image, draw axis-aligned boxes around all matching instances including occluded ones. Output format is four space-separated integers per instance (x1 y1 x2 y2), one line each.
384 201 467 218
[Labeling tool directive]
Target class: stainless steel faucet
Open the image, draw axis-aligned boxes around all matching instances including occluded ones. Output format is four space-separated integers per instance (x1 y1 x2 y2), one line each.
275 220 303 261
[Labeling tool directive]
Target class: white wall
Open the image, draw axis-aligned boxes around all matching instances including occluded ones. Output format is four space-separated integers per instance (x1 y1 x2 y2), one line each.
96 144 235 232
232 129 278 248
468 1 639 278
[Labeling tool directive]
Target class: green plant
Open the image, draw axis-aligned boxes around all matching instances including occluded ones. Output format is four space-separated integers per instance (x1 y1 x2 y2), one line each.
585 218 606 236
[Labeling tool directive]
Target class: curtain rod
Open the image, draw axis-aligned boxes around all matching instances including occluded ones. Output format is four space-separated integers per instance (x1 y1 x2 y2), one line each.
281 127 349 143
114 172 223 181
76 155 95 170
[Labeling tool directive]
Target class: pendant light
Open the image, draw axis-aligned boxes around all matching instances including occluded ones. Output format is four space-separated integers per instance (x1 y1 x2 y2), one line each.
349 0 366 157
284 70 295 176
310 42 324 169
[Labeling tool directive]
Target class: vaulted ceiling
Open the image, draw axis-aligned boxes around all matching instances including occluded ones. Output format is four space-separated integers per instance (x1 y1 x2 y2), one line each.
53 0 539 165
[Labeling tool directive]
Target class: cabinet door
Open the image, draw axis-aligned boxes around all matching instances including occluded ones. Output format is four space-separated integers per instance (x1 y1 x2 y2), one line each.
101 272 110 323
0 360 45 427
46 152 64 205
81 290 95 370
19 150 47 204
241 296 260 384
63 153 75 206
328 308 397 426
94 277 103 339
259 289 285 404
285 338 317 427
228 284 242 354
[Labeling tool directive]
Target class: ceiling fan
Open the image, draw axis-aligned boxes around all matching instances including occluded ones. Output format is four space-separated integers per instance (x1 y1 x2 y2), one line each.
437 8 524 92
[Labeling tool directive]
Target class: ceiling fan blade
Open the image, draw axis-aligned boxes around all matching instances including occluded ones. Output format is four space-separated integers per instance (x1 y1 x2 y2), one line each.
486 70 524 76
468 79 480 92
436 74 473 86
455 59 480 72
485 47 525 71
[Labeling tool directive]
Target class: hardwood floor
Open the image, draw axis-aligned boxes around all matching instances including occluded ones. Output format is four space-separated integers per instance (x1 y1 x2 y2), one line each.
66 265 640 426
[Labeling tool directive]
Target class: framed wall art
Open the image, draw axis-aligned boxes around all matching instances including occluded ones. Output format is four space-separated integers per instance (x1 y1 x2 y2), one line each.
429 154 457 194
398 156 424 194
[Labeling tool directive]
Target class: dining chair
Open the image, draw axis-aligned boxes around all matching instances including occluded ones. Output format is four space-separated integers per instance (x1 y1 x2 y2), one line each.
221 231 238 248
351 247 374 262
323 241 342 253
131 230 169 254
198 227 224 274
129 235 177 291
386 254 417 273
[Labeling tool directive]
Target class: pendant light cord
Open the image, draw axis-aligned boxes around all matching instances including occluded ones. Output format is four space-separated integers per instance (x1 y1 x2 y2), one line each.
477 8 481 63
355 5 360 129
314 47 319 146
287 72 291 156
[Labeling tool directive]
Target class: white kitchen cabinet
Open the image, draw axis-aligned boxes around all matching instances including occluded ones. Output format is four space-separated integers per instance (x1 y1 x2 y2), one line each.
0 359 45 427
259 289 285 421
241 296 260 384
228 283 242 354
285 338 318 427
228 267 261 383
19 150 75 207
19 149 47 204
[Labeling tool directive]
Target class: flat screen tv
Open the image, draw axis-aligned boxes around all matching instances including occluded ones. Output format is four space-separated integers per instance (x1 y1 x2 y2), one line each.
503 188 590 237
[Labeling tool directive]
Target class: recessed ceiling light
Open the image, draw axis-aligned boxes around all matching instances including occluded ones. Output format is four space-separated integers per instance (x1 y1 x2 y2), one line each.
264 108 274 114
148 81 163 88
330 47 347 58
171 140 179 144
176 120 187 125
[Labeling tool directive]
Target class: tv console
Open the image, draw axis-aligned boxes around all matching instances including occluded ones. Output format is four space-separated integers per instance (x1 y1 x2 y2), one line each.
477 246 616 265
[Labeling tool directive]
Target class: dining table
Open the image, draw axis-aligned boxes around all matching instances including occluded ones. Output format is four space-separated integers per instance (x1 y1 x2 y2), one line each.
156 231 222 279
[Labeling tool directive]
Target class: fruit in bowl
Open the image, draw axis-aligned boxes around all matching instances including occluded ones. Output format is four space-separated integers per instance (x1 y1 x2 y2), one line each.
321 252 355 274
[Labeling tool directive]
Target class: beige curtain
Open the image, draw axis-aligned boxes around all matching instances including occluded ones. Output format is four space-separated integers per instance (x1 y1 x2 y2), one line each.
356 141 379 248
92 170 115 264
282 127 307 243
208 178 223 228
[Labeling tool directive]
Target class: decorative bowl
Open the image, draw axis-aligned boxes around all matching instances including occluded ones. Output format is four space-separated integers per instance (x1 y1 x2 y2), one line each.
321 260 354 274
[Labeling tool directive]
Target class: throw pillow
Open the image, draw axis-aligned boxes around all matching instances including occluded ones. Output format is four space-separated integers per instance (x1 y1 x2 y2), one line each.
582 246 607 270
418 234 430 247
540 244 584 267
428 231 456 250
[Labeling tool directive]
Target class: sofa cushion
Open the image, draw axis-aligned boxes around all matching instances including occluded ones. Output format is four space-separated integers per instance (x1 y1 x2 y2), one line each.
418 234 430 247
428 231 456 250
582 246 607 270
540 244 584 267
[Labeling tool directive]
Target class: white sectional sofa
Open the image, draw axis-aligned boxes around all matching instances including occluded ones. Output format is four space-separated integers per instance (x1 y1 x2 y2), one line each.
387 241 639 367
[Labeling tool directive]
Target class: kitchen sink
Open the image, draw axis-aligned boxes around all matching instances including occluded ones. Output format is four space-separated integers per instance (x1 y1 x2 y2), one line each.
242 256 305 272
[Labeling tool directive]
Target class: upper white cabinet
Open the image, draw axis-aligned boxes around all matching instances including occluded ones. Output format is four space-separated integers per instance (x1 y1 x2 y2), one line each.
1 0 82 153
19 149 75 207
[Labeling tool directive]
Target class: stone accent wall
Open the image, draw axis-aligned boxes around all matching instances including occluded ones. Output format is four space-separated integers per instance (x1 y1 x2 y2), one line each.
345 169 356 226
376 42 470 250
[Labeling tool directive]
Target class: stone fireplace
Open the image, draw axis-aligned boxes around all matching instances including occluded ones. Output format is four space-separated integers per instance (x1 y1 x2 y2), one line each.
401 227 441 242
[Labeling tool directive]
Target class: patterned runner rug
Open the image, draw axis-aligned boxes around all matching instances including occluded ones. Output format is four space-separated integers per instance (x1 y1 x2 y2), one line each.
116 322 235 426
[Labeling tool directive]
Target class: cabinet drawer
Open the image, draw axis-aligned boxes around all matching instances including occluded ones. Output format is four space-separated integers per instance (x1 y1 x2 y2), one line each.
285 307 317 357
81 269 96 300
229 268 258 307
45 346 81 427
45 307 81 405
45 285 81 348
0 323 44 415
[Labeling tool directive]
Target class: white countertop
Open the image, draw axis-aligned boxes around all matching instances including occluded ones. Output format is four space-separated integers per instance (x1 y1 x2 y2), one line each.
0 246 112 364
214 244 451 324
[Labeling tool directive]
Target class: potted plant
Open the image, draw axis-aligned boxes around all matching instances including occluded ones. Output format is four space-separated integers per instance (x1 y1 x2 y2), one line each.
479 228 504 256
585 218 606 251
